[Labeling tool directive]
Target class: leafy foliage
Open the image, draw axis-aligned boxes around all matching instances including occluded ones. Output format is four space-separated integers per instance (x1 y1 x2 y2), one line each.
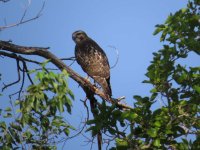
0 0 200 149
86 0 200 149
0 63 74 149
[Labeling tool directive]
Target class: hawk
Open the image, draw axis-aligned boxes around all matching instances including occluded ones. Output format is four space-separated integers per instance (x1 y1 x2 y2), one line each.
72 30 112 99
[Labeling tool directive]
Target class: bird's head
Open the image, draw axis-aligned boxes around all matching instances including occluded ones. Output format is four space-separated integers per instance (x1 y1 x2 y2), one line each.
72 30 88 44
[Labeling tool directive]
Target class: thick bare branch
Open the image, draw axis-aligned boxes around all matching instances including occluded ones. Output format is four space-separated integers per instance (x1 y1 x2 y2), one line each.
0 51 41 64
0 40 132 109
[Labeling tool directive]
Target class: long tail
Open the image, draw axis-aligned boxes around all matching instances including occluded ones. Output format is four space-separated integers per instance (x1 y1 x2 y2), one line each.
93 76 112 98
106 77 112 96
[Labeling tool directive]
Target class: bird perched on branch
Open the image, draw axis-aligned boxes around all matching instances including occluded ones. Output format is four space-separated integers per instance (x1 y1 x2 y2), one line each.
72 30 112 100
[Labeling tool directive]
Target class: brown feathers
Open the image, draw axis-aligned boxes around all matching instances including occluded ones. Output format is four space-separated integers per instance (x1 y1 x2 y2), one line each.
72 30 112 99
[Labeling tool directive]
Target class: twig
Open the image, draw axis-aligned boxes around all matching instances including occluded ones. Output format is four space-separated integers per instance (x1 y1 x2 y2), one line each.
60 57 76 61
20 1 30 23
0 52 35 97
0 1 45 30
81 97 90 121
8 59 26 99
81 133 95 150
0 51 41 64
61 98 89 149
108 45 119 69
0 40 133 110
2 59 21 92
68 59 76 67
34 68 58 71
22 60 34 85
61 57 76 67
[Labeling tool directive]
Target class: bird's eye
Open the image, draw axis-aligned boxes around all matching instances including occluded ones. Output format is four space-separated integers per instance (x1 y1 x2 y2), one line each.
76 33 81 36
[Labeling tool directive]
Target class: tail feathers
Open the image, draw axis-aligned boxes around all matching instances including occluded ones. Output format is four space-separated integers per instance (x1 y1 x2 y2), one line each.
93 76 112 98
106 77 112 96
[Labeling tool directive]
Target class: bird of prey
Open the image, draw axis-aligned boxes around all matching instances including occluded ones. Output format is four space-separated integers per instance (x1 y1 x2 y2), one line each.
72 30 112 99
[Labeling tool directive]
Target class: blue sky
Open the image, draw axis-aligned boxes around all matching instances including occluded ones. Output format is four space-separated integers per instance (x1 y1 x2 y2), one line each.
1 0 199 149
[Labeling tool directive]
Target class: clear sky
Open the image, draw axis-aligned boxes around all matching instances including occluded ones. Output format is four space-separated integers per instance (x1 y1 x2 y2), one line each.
1 0 199 149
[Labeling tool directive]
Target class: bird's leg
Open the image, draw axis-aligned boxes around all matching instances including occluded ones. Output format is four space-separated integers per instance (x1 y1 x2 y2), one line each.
84 76 100 89
85 75 90 82
78 75 90 88
93 80 101 88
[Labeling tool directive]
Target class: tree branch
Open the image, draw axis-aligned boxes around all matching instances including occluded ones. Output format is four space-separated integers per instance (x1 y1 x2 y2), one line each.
2 59 21 92
0 40 132 109
0 51 34 98
0 1 45 31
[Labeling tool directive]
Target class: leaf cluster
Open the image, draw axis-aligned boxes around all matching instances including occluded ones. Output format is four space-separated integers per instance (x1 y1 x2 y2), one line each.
0 63 75 149
86 1 200 149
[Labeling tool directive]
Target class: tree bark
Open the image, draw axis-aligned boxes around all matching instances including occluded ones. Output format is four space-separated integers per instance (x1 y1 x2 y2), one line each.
0 40 132 109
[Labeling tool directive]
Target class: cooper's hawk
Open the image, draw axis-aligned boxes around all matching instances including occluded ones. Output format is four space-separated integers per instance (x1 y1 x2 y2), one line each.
72 30 112 99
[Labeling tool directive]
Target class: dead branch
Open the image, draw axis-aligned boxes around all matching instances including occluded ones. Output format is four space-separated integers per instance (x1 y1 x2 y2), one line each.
61 57 76 61
1 52 35 98
0 40 132 110
9 59 26 99
61 98 90 149
0 51 38 85
2 59 21 92
21 61 34 85
61 57 76 67
0 1 45 31
0 51 41 64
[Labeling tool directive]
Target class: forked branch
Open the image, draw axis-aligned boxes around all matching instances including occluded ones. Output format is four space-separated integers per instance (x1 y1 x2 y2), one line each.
0 1 45 31
0 40 132 109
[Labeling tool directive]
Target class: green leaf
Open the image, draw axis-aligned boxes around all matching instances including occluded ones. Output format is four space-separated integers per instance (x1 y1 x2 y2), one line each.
52 82 58 92
41 59 50 68
108 127 116 135
62 69 68 75
68 90 74 100
23 131 32 139
150 93 158 101
154 121 161 127
86 119 96 125
63 127 70 136
28 69 36 74
147 128 158 137
5 133 13 144
153 138 161 147
121 111 138 121
150 88 157 93
3 113 12 118
193 85 200 94
153 24 166 35
14 100 20 106
0 121 6 129
133 95 143 101
57 99 64 113
64 96 72 113
10 123 22 131
115 138 129 150
181 8 187 13
85 126 99 136
142 80 151 83
5 107 11 112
